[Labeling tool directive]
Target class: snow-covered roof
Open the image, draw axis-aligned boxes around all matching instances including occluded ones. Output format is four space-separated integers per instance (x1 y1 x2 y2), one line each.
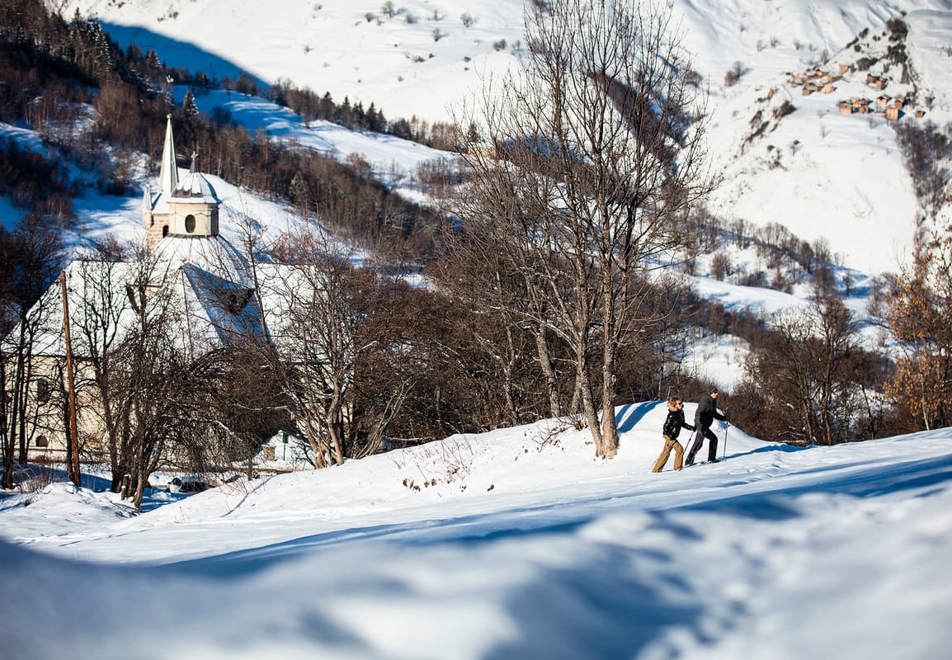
172 170 220 204
152 236 252 288
3 237 313 360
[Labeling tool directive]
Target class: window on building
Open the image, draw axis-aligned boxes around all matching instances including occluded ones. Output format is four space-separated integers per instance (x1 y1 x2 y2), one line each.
35 435 48 448
216 289 254 314
162 225 170 237
185 214 196 233
35 378 52 404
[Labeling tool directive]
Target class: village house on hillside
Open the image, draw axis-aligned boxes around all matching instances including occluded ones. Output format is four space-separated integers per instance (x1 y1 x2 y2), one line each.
2 117 307 464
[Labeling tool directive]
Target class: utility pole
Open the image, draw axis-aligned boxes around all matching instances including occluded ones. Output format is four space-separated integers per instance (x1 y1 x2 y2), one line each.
60 271 81 486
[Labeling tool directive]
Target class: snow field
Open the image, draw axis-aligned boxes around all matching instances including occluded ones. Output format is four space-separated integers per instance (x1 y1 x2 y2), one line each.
1 401 951 658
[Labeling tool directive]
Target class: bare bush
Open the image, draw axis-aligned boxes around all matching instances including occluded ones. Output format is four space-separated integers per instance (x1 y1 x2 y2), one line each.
710 252 732 281
724 61 748 87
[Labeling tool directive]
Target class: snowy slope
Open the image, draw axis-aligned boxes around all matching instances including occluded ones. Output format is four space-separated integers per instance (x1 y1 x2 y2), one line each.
2 402 952 658
71 167 314 248
60 0 952 273
175 86 457 197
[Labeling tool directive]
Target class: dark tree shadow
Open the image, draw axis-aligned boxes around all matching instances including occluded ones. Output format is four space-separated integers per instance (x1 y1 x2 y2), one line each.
99 22 269 90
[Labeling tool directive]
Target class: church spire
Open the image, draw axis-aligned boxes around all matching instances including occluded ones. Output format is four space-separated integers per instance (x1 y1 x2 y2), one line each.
159 113 178 195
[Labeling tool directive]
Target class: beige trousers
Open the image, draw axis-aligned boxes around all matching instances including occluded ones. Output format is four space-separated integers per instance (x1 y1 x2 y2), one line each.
652 435 684 472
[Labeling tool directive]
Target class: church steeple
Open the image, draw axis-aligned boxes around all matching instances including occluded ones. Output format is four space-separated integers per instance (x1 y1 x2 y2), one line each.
159 113 178 195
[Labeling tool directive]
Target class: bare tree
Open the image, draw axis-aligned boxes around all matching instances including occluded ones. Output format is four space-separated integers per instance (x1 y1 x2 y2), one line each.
69 244 136 492
0 215 61 488
885 225 952 430
742 296 864 445
257 233 413 468
66 243 193 506
452 0 712 457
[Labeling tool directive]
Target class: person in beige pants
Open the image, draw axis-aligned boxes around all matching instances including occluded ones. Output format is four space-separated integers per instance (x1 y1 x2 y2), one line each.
652 398 695 472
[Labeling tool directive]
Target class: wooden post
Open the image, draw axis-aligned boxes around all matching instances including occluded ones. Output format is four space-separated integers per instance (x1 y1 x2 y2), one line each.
60 271 81 487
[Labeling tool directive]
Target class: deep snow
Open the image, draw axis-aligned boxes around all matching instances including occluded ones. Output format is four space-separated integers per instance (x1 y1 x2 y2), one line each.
2 402 951 658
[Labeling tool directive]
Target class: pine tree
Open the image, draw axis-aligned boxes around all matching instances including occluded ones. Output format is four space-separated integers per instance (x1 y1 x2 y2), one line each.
289 172 310 217
182 89 199 122
319 92 334 119
339 96 352 126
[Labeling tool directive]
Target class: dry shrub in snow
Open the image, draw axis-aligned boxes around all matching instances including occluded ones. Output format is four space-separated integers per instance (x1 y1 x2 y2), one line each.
724 61 747 87
395 436 478 491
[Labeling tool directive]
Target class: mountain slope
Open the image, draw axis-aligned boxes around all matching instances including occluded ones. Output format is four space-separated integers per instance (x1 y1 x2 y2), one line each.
59 0 952 272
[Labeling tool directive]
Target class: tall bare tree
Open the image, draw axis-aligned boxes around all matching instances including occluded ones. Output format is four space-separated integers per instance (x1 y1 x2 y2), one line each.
257 233 413 468
451 0 712 457
0 215 61 487
742 296 865 445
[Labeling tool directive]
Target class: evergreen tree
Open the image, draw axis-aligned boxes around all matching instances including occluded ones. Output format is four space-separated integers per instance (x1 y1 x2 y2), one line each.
182 89 199 122
339 96 352 126
319 92 334 119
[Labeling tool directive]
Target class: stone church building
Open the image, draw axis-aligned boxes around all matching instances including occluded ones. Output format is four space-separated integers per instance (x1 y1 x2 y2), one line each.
4 117 301 462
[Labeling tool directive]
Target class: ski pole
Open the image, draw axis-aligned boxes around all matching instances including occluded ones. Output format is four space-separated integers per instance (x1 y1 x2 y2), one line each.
723 422 729 460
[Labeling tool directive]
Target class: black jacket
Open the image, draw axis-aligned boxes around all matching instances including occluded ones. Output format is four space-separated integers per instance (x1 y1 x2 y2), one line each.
695 394 727 429
663 409 695 439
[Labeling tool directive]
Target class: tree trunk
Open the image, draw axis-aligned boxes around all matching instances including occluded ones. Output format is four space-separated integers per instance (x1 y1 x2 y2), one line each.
17 342 36 464
534 325 561 419
0 356 11 489
575 344 602 449
598 284 619 459
8 323 26 468
502 325 518 425
61 271 81 485
328 403 345 466
132 460 147 510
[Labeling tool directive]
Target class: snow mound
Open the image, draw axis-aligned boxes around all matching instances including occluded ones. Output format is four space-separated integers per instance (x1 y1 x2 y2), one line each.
0 482 135 544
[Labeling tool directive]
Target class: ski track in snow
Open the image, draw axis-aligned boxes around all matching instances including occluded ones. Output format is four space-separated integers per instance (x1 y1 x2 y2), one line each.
1 402 951 659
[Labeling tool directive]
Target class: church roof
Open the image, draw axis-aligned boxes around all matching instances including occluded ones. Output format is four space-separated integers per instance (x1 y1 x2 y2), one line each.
3 234 320 362
158 114 178 196
152 235 252 288
172 170 220 204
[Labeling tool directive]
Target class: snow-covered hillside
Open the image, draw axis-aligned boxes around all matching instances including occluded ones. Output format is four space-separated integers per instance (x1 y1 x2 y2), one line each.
59 0 952 272
174 86 457 202
2 402 952 658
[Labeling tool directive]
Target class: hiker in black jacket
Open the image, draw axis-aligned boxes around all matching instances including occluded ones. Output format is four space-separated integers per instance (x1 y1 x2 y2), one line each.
652 398 695 472
685 387 728 466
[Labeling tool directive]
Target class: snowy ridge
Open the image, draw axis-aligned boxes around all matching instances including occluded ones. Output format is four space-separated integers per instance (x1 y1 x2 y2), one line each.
1 401 952 657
